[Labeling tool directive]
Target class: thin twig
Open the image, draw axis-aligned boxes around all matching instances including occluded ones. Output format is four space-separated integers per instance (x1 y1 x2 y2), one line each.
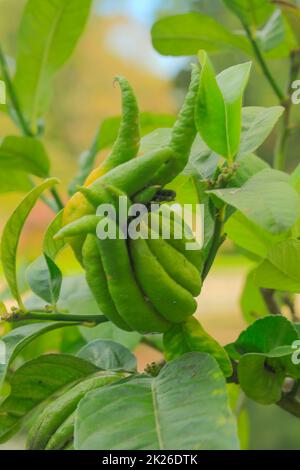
282 295 299 322
202 206 226 280
0 44 33 136
2 309 108 326
260 288 282 315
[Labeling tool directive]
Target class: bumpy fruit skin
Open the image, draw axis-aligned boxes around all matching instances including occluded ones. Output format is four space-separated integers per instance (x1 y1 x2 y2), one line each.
63 76 140 262
129 237 197 323
82 234 132 331
58 70 203 334
97 217 171 334
27 372 122 450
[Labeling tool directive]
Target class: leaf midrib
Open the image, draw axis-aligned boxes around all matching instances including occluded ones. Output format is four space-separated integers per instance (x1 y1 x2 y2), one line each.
151 380 164 450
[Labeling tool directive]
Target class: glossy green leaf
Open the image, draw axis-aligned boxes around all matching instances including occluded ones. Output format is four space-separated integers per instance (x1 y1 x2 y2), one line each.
166 173 198 206
223 0 275 27
139 112 176 138
0 178 59 307
255 239 300 292
184 134 220 179
53 275 142 350
238 354 284 405
195 52 251 159
81 322 141 351
0 354 98 442
151 12 251 56
234 316 298 355
0 136 50 177
56 274 102 317
225 211 286 259
216 61 252 158
77 339 137 372
0 321 79 392
26 254 62 304
233 317 300 404
257 10 285 52
140 128 171 154
239 106 284 156
264 16 298 59
209 169 299 234
14 0 92 126
240 269 269 324
163 317 232 377
75 353 239 450
238 344 300 405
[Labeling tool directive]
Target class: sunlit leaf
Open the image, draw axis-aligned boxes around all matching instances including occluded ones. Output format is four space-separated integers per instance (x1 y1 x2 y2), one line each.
151 12 251 56
0 178 59 306
14 0 92 126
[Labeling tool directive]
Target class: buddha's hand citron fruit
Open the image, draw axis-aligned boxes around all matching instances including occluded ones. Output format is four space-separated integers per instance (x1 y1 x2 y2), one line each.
57 70 203 334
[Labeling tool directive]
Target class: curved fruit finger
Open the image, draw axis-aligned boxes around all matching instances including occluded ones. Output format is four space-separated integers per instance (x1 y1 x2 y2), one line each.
82 234 132 332
149 209 204 271
97 218 170 334
45 411 75 450
104 76 140 169
54 215 101 240
27 373 122 450
130 237 197 323
148 65 200 186
81 147 174 207
146 235 202 297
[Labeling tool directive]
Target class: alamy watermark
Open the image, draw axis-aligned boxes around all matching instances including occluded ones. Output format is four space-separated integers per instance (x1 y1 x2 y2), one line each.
292 80 300 105
95 200 204 250
292 340 300 365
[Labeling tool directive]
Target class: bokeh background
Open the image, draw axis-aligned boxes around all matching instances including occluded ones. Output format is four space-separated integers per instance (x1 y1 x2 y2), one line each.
0 0 300 449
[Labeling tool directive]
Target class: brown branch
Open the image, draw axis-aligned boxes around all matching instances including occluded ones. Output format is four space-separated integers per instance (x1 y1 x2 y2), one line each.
260 288 282 315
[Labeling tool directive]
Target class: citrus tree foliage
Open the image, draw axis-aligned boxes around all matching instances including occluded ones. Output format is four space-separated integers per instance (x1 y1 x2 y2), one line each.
0 0 300 450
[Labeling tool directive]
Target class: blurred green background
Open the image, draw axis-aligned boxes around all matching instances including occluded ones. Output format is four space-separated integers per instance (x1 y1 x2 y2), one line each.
0 0 300 450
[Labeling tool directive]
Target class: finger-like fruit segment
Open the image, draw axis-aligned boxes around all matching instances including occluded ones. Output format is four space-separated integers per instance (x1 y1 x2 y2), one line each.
55 215 101 239
149 209 204 272
45 411 75 450
84 148 174 206
147 236 202 297
130 237 197 323
97 219 170 334
148 65 200 186
82 234 132 331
